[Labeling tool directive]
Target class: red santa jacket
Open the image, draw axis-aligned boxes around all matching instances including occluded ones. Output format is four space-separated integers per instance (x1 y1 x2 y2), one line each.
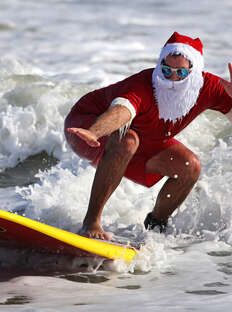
70 68 232 154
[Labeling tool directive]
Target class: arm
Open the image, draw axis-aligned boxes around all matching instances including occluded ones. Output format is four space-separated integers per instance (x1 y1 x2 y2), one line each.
67 104 132 147
219 63 232 122
220 63 232 98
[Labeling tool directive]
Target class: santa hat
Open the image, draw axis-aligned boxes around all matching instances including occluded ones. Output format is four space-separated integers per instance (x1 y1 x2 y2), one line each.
158 31 204 71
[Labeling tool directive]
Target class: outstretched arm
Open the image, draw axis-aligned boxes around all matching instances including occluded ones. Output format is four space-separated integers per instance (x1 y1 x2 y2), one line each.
221 62 232 98
67 105 132 147
220 63 232 122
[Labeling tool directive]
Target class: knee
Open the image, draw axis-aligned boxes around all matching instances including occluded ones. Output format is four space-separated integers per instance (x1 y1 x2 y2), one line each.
106 129 139 156
183 154 201 184
122 129 140 154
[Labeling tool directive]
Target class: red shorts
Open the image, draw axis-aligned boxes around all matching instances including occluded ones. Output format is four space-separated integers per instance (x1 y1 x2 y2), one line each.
64 113 180 188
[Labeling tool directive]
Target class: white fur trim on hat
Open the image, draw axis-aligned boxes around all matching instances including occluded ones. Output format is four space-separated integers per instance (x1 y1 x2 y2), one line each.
159 43 204 71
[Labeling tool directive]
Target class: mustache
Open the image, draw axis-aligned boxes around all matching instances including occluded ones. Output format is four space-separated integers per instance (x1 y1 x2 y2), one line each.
152 66 204 122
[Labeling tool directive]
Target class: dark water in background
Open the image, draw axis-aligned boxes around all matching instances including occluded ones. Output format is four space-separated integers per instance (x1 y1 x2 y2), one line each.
0 152 57 187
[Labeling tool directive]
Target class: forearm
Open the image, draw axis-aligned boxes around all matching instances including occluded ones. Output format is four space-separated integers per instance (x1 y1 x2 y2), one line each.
89 105 132 138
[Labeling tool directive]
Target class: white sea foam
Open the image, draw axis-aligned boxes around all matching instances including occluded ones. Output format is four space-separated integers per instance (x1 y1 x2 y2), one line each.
0 0 232 311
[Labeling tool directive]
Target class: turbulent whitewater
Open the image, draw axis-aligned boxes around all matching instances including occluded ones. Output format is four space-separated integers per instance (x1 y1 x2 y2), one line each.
0 0 232 311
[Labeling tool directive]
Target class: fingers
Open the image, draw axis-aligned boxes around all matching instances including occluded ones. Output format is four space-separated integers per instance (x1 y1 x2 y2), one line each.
229 62 232 82
67 127 79 134
66 127 85 135
221 63 232 85
67 128 100 147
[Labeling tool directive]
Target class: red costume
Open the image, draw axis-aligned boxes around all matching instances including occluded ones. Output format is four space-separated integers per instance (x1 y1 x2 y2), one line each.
65 68 232 187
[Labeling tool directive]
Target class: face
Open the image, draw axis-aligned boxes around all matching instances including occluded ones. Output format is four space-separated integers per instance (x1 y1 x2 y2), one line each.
163 55 191 81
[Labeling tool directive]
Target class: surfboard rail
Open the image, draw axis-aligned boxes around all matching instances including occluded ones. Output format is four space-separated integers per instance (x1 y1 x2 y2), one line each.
0 210 137 262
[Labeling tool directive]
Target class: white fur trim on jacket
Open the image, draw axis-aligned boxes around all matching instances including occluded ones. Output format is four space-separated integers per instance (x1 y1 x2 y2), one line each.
110 97 136 138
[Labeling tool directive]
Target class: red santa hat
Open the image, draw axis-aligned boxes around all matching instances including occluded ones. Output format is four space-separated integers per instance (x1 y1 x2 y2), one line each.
158 31 204 71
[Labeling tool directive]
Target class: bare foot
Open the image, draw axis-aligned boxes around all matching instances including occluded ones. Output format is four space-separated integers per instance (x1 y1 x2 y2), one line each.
67 128 100 147
79 223 112 241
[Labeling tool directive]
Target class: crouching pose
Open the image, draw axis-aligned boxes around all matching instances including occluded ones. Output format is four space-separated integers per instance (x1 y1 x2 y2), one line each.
65 32 232 240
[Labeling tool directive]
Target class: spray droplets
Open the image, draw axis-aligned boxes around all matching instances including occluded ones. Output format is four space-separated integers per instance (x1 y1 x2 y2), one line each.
166 193 171 198
173 174 178 179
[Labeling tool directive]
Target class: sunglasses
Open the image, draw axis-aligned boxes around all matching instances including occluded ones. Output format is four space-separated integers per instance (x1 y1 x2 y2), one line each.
161 64 191 79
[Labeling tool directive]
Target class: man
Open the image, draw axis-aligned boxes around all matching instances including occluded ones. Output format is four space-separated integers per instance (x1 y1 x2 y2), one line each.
64 32 232 240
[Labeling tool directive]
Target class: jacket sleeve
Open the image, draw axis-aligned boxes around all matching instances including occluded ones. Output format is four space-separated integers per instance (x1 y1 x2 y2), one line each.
206 72 232 115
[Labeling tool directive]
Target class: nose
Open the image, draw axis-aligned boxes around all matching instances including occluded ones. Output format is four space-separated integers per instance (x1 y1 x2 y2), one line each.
170 72 180 81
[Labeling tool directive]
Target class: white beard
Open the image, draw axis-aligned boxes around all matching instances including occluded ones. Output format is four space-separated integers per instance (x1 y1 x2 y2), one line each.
152 65 204 122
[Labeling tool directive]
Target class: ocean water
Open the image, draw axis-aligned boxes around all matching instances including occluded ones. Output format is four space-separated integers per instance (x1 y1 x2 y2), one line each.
0 0 232 311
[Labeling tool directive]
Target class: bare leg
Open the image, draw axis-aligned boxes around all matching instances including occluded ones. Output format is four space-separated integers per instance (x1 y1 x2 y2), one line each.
82 129 139 239
145 142 201 223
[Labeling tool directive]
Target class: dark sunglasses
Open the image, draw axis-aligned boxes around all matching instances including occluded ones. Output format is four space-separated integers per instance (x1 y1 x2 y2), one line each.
161 64 191 79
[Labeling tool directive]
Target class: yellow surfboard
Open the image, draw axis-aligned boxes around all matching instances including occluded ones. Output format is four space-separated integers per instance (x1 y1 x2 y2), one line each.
0 209 137 262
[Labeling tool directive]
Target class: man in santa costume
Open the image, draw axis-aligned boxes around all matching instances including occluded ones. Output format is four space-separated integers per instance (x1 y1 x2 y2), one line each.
65 32 232 240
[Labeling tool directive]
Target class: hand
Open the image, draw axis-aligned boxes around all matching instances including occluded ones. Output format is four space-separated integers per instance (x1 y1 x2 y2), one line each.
67 128 100 147
79 222 112 241
221 62 232 98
